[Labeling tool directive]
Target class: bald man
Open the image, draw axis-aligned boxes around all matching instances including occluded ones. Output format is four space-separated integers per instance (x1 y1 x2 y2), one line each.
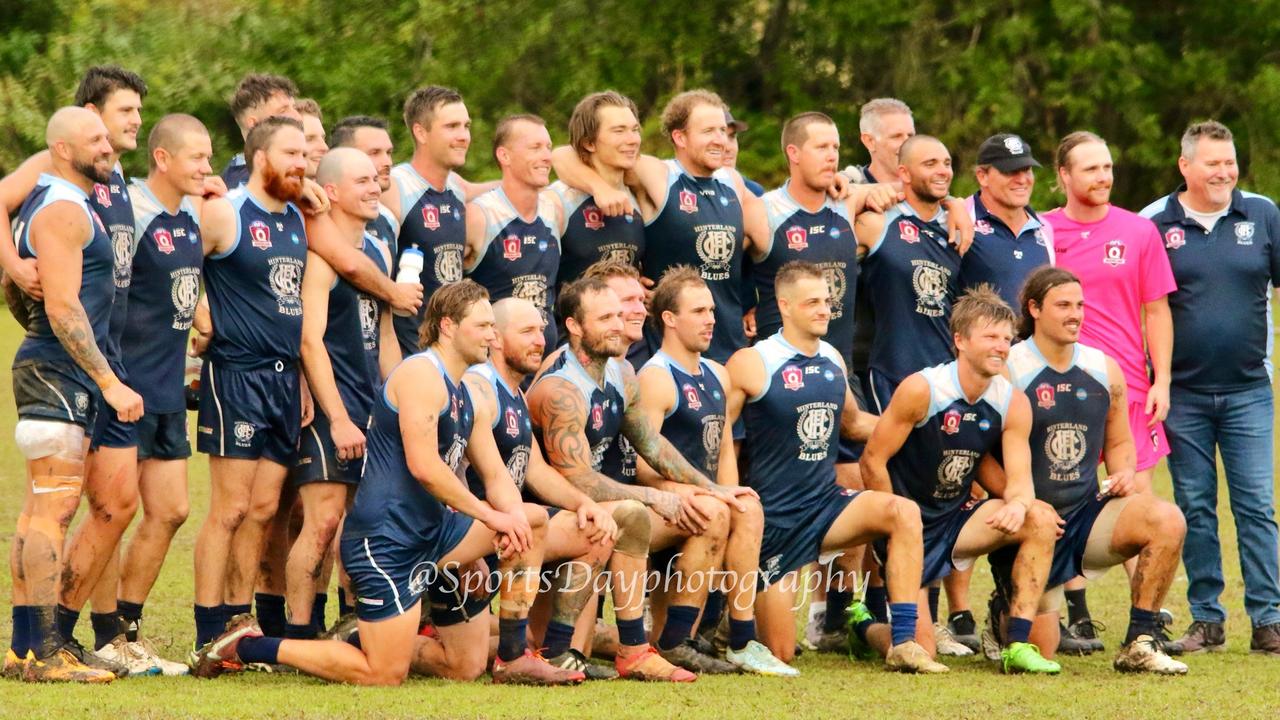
7 107 143 683
286 148 399 639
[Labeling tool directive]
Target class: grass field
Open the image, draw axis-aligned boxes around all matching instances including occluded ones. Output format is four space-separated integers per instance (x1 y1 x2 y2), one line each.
0 312 1277 719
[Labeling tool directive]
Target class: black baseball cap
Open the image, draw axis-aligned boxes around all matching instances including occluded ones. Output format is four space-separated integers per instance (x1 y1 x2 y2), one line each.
725 110 749 133
976 133 1040 173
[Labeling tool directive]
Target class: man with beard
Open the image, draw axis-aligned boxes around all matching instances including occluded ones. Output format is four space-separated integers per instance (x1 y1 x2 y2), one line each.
1043 132 1176 652
857 286 1060 674
191 281 583 686
6 107 143 683
465 115 562 351
528 276 755 676
463 298 685 681
331 116 399 254
285 149 399 640
188 116 311 656
635 267 796 676
385 86 496 356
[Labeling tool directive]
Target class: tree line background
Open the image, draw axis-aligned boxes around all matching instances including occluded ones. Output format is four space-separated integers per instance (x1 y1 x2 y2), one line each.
2 0 1279 209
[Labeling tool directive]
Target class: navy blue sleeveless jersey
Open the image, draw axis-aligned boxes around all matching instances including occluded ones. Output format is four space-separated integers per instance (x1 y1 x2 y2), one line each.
642 351 726 478
755 185 857 358
221 154 249 190
642 161 745 363
466 187 562 349
88 165 135 365
389 165 466 353
322 234 389 425
121 180 203 413
743 334 847 527
551 181 644 293
533 348 630 481
1006 340 1110 517
12 174 115 368
204 188 308 366
365 204 399 261
860 202 961 387
888 362 1013 528
343 350 474 546
464 362 534 501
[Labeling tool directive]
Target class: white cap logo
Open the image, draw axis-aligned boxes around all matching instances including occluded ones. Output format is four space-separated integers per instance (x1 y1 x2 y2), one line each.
1003 136 1025 154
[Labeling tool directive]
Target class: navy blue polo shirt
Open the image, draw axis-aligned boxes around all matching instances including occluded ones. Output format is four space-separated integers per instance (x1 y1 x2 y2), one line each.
959 191 1054 308
1140 187 1280 392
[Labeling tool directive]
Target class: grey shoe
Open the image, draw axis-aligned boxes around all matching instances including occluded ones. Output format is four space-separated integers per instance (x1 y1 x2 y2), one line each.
657 639 739 674
1066 618 1106 653
946 610 981 653
1057 621 1096 656
544 648 619 680
1250 623 1280 656
1178 620 1226 654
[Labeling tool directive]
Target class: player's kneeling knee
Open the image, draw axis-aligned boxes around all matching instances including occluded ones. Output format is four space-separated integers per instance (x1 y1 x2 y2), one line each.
1153 500 1186 539
694 495 730 532
15 419 85 463
524 503 550 530
364 663 410 687
611 500 650 557
1023 501 1058 535
887 495 922 533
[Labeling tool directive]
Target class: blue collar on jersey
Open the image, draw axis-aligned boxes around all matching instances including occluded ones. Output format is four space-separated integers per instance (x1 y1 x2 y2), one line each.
1023 335 1082 373
972 190 1043 236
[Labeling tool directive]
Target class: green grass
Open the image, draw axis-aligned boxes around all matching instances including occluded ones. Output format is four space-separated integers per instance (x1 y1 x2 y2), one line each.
0 311 1278 718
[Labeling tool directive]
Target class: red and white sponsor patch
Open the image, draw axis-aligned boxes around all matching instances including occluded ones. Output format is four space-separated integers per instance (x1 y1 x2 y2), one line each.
678 189 698 214
785 225 808 251
1035 383 1056 409
502 234 522 261
591 404 604 430
504 408 521 437
899 220 919 243
583 206 605 230
682 383 702 410
1103 238 1126 266
249 220 272 249
422 205 441 230
1164 227 1185 249
781 365 804 391
154 228 175 254
942 408 962 435
94 184 111 208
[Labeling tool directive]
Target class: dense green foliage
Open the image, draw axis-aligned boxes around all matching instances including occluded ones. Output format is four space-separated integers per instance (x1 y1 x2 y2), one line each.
2 0 1279 207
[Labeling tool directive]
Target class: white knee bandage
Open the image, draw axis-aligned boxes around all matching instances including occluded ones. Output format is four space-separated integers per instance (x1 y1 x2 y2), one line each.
15 419 85 462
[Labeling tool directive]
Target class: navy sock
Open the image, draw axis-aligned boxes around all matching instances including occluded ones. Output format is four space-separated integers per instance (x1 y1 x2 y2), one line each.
254 593 286 637
224 602 251 619
236 635 282 665
1006 617 1033 644
699 592 725 633
927 586 940 623
865 585 889 623
90 611 122 650
497 617 529 662
1065 588 1090 625
825 589 853 633
543 620 576 657
889 602 917 646
194 605 224 647
657 605 699 651
617 617 647 647
1126 607 1159 645
728 618 756 651
284 622 315 640
29 606 56 655
311 593 328 633
596 593 607 618
54 604 80 644
11 606 30 656
337 588 354 617
117 600 144 642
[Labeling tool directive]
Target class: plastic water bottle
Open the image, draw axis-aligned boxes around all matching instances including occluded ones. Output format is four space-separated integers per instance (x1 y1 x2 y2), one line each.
394 248 424 317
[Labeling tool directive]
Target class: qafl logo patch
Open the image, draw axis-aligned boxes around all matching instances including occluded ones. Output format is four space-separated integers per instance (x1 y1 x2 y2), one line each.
422 205 441 230
678 189 698 214
785 225 808 251
249 220 272 249
583 206 605 230
1164 227 1185 250
1035 382 1056 409
154 228 176 254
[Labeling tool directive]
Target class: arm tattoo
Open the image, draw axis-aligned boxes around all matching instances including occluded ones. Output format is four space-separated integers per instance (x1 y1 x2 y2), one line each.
49 305 112 385
542 386 654 505
622 399 714 489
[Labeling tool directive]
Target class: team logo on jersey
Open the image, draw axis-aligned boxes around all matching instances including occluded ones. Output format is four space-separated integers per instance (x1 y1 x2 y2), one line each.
702 415 724 474
781 365 804 391
268 257 304 316
942 408 962 435
93 183 111 208
600 243 637 266
249 220 272 249
935 450 977 500
899 220 920 243
1164 227 1185 249
422 205 441 230
682 383 703 410
1035 382 1056 409
974 219 994 236
820 264 847 319
154 228 175 254
111 230 134 289
234 421 255 447
512 274 549 310
678 189 699 214
785 225 808 250
74 391 89 414
591 404 604 431
502 234 522 261
1045 422 1088 482
796 402 837 462
359 296 378 347
1102 239 1126 267
583 206 605 230
1235 221 1255 245
506 446 530 489
694 226 736 280
504 407 522 438
171 268 201 330
442 437 467 471
435 245 464 283
910 260 950 317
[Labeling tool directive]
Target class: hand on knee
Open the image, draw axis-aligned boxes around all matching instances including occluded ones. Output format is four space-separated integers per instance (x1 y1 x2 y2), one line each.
1022 501 1059 540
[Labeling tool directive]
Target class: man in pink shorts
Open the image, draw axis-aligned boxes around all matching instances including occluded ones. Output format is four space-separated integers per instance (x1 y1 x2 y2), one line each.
1042 131 1177 654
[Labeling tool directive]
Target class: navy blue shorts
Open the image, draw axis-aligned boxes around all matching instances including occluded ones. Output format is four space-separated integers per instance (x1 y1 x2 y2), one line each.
1048 495 1112 588
135 411 191 460
340 513 474 622
919 498 990 586
196 359 300 465
837 371 872 463
89 359 135 449
758 486 860 588
424 552 494 627
292 412 365 486
12 358 99 429
866 368 900 415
